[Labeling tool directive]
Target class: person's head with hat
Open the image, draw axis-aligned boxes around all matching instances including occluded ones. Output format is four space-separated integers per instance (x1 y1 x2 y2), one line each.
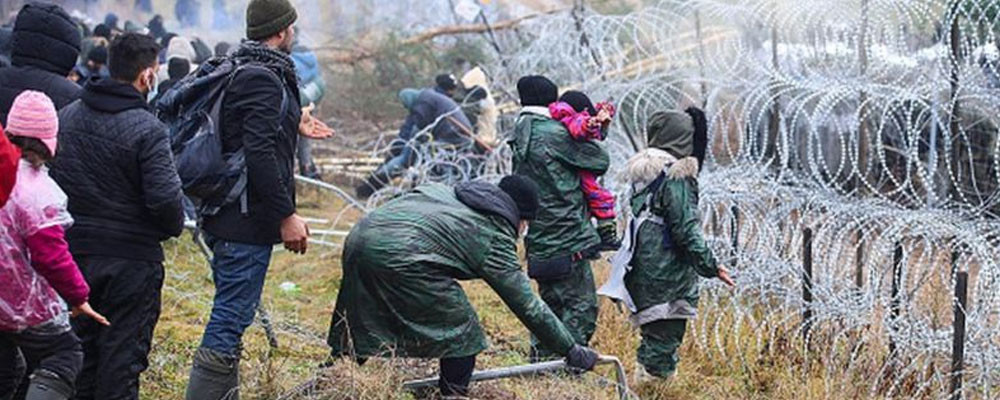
516 75 558 108
498 174 540 236
5 90 58 169
86 45 108 73
646 106 709 171
434 73 459 97
245 0 298 53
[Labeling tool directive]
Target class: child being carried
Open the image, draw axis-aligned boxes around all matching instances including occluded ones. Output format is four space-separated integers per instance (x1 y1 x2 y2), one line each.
549 90 620 250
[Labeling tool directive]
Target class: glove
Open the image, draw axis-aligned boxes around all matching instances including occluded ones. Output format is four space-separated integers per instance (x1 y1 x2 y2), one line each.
565 345 599 371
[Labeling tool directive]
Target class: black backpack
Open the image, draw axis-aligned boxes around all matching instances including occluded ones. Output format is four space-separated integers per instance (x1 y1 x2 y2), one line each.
155 56 287 217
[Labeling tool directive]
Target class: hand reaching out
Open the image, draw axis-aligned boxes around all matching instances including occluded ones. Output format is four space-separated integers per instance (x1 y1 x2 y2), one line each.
72 302 110 326
718 266 736 288
299 103 335 139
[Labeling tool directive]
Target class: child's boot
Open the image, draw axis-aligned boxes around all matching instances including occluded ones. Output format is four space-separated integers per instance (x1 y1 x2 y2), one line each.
597 219 621 251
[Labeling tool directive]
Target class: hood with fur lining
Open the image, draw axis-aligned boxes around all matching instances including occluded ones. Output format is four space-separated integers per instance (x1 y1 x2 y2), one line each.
623 148 699 187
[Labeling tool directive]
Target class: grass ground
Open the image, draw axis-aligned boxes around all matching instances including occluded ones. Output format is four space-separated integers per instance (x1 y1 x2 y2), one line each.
142 188 910 400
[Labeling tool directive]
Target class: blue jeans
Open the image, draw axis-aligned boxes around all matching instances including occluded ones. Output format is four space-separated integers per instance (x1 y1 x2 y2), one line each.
200 236 273 356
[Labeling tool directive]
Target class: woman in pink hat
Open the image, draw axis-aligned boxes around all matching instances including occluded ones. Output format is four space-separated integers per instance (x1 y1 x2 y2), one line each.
0 90 108 400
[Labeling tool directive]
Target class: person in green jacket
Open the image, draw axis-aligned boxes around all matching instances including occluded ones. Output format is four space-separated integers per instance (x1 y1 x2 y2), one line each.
327 175 600 397
508 75 610 359
610 107 735 380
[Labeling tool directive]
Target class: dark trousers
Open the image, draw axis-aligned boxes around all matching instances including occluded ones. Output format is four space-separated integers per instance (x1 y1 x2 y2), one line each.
638 319 688 377
439 356 476 396
71 256 164 400
0 329 82 400
530 259 598 360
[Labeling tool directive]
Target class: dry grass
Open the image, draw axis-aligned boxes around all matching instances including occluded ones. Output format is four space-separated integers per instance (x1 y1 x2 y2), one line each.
143 188 931 400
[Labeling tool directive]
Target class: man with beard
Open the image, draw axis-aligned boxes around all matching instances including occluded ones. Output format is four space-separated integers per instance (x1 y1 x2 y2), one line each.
183 0 309 398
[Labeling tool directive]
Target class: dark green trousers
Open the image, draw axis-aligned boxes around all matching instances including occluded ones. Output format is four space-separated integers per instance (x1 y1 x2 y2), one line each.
530 260 598 360
638 319 688 377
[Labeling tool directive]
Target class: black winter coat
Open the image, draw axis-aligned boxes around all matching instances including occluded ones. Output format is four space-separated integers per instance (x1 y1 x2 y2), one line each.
201 60 302 245
0 3 82 122
50 78 184 262
401 89 473 146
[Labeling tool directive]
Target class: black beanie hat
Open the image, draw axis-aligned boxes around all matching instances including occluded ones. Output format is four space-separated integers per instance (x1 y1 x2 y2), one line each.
499 175 540 221
246 0 298 40
560 90 597 115
435 73 458 91
517 75 558 107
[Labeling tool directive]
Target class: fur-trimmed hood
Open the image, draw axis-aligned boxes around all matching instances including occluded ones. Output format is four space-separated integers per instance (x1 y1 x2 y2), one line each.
623 148 699 187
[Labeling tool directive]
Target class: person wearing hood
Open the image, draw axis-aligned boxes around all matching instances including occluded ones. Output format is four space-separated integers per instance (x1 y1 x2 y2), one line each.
49 33 184 400
150 57 191 105
355 87 474 198
0 3 83 123
156 35 198 85
328 175 601 398
602 107 735 381
508 75 608 361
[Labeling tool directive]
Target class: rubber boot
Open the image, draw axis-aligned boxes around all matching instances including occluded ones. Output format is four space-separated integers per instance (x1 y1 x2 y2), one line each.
596 219 621 251
24 369 72 400
184 347 239 400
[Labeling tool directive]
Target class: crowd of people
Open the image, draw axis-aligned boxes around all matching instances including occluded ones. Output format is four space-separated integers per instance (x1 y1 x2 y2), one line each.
0 1 735 399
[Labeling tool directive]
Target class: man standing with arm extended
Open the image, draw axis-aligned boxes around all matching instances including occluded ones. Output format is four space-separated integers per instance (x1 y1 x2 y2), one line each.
508 75 610 360
50 33 184 400
183 0 308 398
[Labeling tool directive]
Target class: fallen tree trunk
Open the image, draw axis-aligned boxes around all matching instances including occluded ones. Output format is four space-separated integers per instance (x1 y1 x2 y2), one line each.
316 8 565 64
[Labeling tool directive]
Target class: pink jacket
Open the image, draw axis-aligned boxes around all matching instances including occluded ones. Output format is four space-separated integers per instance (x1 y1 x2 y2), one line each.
0 160 88 332
548 101 616 142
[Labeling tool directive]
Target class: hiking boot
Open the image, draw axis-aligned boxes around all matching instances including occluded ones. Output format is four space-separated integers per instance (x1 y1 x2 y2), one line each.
596 219 621 251
184 347 240 400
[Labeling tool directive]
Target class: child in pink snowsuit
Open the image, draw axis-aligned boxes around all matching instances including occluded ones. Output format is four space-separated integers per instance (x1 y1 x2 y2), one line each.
0 91 108 400
549 90 620 250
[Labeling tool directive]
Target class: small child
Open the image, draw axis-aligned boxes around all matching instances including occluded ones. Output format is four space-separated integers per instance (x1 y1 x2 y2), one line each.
549 90 620 250
0 91 108 400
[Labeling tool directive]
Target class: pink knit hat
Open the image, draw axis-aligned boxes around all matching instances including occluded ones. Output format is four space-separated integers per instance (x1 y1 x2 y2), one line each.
5 90 58 156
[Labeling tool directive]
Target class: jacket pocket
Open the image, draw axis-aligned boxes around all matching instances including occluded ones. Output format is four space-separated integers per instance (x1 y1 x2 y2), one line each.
527 254 574 282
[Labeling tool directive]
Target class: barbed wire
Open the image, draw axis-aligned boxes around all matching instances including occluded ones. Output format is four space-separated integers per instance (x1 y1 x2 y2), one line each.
161 1 1000 398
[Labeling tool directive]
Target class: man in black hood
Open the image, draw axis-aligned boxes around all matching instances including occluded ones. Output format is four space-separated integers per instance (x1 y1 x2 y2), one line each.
49 33 184 400
0 3 82 122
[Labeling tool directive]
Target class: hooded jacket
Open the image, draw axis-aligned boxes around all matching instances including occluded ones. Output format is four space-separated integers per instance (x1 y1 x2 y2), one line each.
509 107 609 260
50 78 184 262
0 3 82 122
398 88 473 146
156 36 198 84
328 182 576 359
621 148 717 325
